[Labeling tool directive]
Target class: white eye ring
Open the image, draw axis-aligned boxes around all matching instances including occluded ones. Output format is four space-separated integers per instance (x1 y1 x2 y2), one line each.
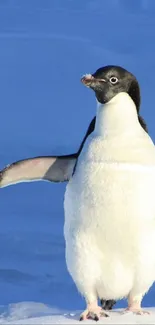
109 76 118 84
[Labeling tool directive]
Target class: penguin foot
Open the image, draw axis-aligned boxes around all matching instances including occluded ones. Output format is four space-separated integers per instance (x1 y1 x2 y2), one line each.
79 305 109 321
100 299 116 310
125 294 150 315
123 307 150 315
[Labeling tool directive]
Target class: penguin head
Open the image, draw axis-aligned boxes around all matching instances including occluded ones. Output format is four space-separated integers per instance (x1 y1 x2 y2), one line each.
81 65 140 112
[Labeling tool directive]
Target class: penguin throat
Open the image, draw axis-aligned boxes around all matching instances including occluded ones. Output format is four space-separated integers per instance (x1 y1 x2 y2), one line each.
95 92 140 138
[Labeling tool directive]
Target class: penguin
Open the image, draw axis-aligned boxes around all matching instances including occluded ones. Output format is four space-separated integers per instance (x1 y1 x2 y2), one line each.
64 65 155 321
0 66 149 315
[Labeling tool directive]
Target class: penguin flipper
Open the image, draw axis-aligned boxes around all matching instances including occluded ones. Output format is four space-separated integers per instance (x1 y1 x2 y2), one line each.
0 116 96 189
0 155 77 188
138 115 148 133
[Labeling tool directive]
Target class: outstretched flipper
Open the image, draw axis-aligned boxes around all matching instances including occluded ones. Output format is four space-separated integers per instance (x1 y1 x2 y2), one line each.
0 117 96 188
0 155 77 187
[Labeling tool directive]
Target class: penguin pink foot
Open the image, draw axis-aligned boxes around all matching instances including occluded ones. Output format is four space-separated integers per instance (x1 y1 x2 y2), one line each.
123 295 150 316
79 303 109 321
123 307 150 315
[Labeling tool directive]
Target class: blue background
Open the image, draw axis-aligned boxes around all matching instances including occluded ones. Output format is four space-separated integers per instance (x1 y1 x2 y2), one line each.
0 0 155 312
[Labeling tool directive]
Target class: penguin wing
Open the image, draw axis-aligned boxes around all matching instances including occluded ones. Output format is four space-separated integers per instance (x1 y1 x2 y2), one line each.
0 117 97 188
0 155 77 188
138 115 148 133
78 116 96 155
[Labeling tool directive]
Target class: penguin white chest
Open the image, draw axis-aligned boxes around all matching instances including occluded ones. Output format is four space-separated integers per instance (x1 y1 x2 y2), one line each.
64 133 155 300
64 93 155 301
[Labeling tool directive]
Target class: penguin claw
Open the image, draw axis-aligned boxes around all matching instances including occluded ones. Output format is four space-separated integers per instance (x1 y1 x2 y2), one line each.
79 313 99 321
88 312 99 321
79 308 109 321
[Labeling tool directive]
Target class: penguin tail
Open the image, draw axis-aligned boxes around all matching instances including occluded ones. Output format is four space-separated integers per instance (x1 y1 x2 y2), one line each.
0 155 77 188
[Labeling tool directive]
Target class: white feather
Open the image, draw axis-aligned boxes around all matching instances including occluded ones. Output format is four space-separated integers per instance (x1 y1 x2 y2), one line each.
64 92 155 303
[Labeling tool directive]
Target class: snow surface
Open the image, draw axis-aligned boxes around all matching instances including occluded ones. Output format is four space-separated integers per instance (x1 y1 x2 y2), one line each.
1 303 155 324
0 0 155 323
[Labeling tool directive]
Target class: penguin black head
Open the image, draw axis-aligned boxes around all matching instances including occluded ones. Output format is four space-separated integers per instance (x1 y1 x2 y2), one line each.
81 65 140 113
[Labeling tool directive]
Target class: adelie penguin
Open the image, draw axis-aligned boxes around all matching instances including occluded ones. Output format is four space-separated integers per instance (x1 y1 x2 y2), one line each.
0 65 154 321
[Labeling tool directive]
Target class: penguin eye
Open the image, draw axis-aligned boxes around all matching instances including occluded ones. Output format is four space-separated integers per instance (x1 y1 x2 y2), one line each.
109 76 118 84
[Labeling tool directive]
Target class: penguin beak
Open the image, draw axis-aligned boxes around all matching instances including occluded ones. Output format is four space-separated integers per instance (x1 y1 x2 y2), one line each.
81 74 106 90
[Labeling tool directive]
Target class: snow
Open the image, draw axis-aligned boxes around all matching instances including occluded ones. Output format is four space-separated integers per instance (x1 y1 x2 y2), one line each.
0 303 155 324
1 304 155 324
0 0 155 323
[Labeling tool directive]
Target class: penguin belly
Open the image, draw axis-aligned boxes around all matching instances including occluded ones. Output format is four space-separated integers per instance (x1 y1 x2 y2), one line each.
64 139 155 301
